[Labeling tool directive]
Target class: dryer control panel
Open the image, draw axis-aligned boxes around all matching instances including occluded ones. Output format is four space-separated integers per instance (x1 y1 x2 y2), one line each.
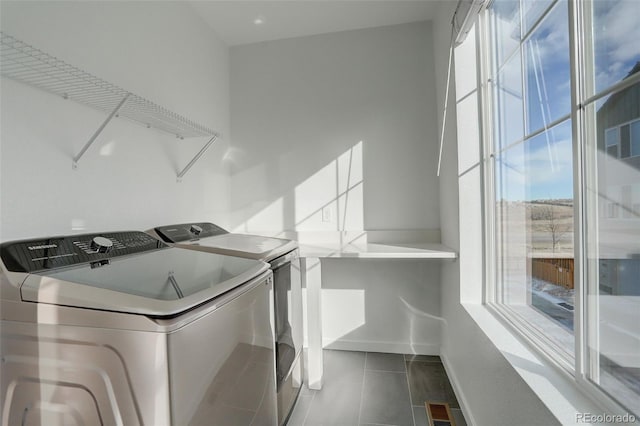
154 222 228 243
0 231 167 273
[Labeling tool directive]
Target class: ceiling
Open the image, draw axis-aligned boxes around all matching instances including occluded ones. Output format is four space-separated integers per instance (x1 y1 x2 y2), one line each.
188 1 444 46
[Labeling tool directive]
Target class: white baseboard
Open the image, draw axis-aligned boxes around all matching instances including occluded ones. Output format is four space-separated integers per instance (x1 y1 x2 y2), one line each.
441 351 477 426
321 338 440 355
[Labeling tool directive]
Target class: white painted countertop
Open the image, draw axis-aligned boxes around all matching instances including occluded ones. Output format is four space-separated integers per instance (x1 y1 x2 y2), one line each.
299 241 457 259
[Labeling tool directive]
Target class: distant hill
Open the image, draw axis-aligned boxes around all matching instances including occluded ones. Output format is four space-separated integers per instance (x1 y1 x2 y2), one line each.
530 199 573 207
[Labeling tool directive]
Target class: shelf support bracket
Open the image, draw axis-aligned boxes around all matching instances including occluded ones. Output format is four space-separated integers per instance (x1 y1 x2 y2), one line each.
72 93 130 169
176 134 219 182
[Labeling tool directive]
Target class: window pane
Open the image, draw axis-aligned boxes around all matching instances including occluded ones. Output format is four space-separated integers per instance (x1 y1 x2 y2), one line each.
631 120 640 157
524 0 570 135
491 0 521 68
589 0 640 96
586 82 640 416
605 127 619 147
494 52 524 150
496 120 575 353
620 124 631 158
522 0 554 35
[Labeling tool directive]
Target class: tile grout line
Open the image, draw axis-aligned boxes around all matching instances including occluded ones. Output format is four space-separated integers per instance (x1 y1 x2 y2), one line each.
405 356 418 426
361 423 399 426
357 352 368 425
365 369 408 373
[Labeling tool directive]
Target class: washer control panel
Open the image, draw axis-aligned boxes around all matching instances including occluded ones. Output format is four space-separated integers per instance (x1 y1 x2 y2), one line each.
0 231 167 273
154 222 228 243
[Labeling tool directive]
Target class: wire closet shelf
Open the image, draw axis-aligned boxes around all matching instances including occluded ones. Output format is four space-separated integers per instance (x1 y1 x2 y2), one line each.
1 32 220 179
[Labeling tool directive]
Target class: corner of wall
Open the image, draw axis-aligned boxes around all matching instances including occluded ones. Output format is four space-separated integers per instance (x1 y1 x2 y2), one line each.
433 4 460 252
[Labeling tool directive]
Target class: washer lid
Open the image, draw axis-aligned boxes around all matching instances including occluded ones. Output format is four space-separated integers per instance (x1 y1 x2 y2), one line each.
154 222 297 261
20 248 269 317
184 234 298 262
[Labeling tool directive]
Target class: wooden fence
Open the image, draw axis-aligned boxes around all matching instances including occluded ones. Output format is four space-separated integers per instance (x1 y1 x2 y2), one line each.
531 258 574 289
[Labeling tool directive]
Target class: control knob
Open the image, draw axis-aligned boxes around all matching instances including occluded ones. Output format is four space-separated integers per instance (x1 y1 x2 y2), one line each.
91 236 113 253
190 225 203 236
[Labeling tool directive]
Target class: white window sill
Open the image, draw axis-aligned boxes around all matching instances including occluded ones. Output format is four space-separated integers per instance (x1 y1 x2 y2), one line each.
503 302 575 361
462 303 616 426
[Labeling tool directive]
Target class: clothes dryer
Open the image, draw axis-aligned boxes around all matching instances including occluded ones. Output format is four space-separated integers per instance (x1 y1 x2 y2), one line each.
0 231 277 426
149 223 303 426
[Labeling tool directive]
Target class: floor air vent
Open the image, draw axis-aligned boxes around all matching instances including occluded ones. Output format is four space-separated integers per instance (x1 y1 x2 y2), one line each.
425 401 456 426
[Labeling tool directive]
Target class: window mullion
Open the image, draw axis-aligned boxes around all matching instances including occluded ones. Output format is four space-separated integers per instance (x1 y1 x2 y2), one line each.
568 0 587 381
582 71 640 107
479 9 498 304
494 112 572 157
519 0 528 143
520 0 560 42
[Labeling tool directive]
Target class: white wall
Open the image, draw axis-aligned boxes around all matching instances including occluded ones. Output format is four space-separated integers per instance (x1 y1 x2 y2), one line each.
433 3 560 425
319 258 442 355
0 1 230 241
229 22 439 235
230 22 443 354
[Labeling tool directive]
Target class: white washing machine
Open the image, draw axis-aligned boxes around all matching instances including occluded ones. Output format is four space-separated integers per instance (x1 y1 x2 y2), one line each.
0 231 277 426
149 223 303 426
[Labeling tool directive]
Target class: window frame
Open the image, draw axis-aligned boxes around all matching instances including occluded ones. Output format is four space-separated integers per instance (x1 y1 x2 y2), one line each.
479 0 640 418
631 119 640 157
482 0 576 372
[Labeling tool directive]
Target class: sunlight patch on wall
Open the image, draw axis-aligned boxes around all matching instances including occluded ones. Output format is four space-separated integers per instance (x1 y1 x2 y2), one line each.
295 160 339 231
338 141 363 194
232 141 365 235
294 141 364 231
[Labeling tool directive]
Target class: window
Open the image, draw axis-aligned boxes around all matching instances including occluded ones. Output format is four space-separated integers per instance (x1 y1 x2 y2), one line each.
604 119 640 159
489 0 575 360
629 120 640 157
605 127 619 157
484 0 640 417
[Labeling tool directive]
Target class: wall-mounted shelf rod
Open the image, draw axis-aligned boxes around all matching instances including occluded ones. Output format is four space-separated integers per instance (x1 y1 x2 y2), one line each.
72 93 130 169
177 135 219 182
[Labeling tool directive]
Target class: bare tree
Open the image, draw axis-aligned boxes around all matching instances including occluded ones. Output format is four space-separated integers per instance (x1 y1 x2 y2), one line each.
532 204 570 252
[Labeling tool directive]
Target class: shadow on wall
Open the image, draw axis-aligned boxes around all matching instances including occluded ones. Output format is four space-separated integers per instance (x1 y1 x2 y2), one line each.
318 258 442 354
228 141 364 236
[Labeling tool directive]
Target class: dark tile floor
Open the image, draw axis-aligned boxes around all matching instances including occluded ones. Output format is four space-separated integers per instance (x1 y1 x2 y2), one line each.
287 350 467 426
